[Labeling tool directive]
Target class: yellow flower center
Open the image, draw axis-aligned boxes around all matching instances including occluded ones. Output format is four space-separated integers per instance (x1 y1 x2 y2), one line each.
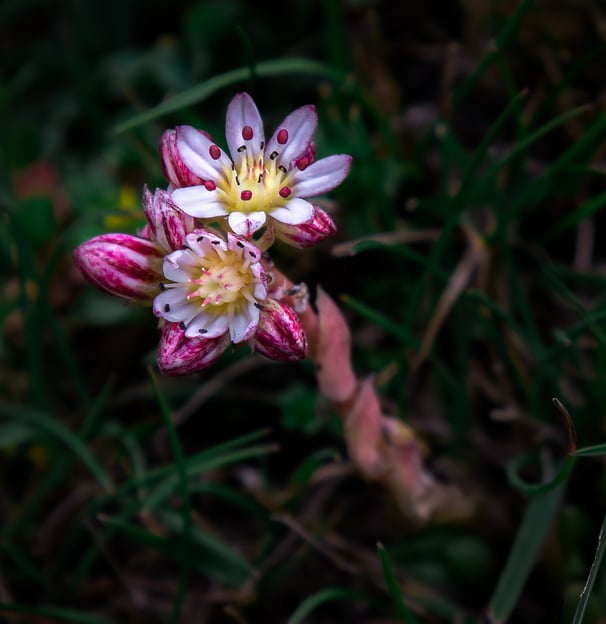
186 248 255 313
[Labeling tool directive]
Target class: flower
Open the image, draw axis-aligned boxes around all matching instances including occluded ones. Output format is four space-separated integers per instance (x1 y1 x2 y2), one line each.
73 187 192 303
168 92 352 241
152 228 308 363
153 229 267 342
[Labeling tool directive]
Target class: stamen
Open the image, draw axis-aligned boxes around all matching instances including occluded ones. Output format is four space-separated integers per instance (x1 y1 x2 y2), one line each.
204 180 216 191
279 186 291 198
198 328 208 334
278 165 287 173
179 321 186 330
249 251 257 258
254 302 263 310
260 140 265 150
240 190 253 201
277 129 289 144
209 145 221 160
235 175 240 185
164 304 171 312
236 241 244 248
296 157 310 171
211 240 221 245
196 235 205 242
242 126 253 140
237 145 246 153
258 173 263 183
159 283 167 291
269 151 279 160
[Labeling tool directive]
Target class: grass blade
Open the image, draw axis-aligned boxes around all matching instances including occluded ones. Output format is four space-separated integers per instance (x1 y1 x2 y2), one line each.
378 543 420 623
487 485 564 622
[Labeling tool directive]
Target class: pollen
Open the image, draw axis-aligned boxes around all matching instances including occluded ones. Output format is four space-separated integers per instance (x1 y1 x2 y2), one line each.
242 126 253 140
277 129 289 144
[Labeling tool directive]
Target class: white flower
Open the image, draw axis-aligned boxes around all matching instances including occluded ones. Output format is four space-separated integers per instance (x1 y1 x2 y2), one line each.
170 92 352 238
153 229 267 343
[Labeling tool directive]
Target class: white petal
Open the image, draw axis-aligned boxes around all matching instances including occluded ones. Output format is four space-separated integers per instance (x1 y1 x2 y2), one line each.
186 229 226 257
265 105 317 167
225 93 265 167
270 198 313 225
171 186 228 219
176 125 232 180
226 232 261 261
227 211 266 237
162 249 200 282
229 304 259 343
153 288 199 323
291 154 352 197
185 312 230 339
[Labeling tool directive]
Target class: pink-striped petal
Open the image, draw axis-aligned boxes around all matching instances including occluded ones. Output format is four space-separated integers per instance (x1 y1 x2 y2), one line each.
160 129 207 188
274 205 336 247
74 234 163 303
158 322 230 376
143 186 194 252
225 93 265 166
265 105 317 169
292 154 352 197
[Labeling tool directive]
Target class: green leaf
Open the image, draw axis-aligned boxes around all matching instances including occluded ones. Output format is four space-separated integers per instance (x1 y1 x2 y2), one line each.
287 587 368 624
114 58 345 133
378 543 420 623
487 485 564 622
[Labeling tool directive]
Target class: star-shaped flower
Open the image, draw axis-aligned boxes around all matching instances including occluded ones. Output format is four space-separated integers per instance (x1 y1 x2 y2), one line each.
168 92 352 240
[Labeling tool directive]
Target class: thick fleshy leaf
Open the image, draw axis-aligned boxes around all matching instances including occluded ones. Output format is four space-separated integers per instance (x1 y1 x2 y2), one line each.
265 104 317 169
143 186 194 252
274 205 336 247
315 287 356 402
270 197 313 225
292 154 352 197
171 185 228 219
225 93 265 167
176 125 232 182
74 234 163 302
227 210 267 237
252 299 307 361
157 322 230 376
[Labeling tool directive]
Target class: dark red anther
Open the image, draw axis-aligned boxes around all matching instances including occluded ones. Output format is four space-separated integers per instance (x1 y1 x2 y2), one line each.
209 145 221 160
279 187 291 198
296 157 310 171
242 126 253 140
204 180 216 191
240 190 253 201
277 129 289 144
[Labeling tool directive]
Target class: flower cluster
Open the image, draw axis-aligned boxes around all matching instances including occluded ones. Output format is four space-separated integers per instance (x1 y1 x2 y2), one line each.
74 93 351 375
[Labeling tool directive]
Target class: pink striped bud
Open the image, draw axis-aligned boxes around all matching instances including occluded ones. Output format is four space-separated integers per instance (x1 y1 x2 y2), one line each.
158 322 230 375
251 299 307 361
142 186 194 252
73 233 163 303
274 205 336 248
160 129 208 188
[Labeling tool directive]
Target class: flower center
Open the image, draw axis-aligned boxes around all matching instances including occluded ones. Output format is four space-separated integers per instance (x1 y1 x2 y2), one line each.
187 249 254 310
219 154 293 215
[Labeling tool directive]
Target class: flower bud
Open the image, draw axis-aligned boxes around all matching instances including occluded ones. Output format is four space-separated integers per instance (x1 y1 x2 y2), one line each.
160 129 208 188
157 322 230 375
274 205 336 248
252 299 307 361
74 234 163 302
142 186 194 252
